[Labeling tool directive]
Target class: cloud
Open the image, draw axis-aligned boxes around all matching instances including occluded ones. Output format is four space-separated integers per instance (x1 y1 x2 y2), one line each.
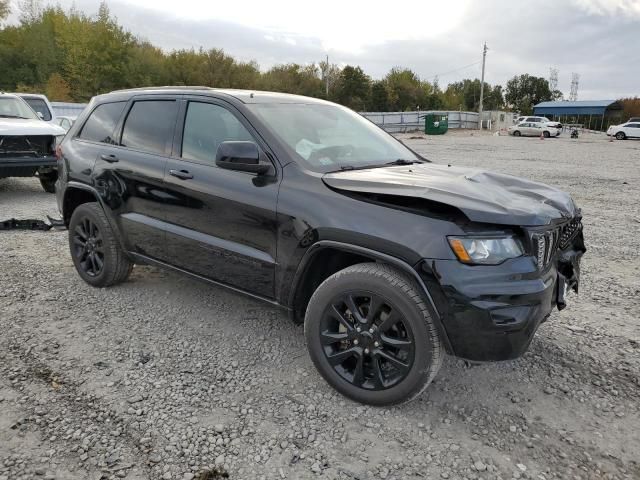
56 0 640 98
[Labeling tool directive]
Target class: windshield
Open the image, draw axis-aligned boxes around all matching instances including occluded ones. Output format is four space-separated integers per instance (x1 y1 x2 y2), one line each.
248 103 421 172
0 96 40 120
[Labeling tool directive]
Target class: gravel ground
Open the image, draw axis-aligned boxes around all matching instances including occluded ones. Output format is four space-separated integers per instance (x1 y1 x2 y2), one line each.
1 131 639 480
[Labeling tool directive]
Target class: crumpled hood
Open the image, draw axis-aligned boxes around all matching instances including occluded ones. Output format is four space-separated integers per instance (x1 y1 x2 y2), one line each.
0 118 65 136
323 163 577 226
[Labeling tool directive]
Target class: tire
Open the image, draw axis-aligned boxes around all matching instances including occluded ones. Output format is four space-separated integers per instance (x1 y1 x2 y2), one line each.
68 202 133 287
543 131 550 138
304 262 444 406
39 175 56 193
513 130 521 137
615 132 626 140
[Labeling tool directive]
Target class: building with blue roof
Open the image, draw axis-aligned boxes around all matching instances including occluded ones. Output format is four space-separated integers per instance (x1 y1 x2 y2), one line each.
533 100 623 130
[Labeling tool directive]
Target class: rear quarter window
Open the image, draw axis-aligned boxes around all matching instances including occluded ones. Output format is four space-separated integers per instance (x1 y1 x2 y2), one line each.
78 102 126 143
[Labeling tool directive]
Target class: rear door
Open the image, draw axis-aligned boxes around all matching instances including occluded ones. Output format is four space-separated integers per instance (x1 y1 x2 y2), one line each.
162 98 280 298
92 96 179 260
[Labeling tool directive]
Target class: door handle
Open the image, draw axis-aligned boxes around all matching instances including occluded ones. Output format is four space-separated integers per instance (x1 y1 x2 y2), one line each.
169 169 193 180
100 154 119 163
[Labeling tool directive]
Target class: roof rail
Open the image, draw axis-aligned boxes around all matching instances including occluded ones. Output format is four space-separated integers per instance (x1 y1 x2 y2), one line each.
108 86 214 94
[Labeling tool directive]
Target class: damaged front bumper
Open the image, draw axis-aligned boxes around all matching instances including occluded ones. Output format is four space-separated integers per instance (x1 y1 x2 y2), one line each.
419 230 585 362
0 155 58 178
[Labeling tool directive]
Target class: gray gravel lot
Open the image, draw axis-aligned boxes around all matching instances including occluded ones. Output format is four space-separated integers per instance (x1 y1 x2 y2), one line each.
1 131 639 480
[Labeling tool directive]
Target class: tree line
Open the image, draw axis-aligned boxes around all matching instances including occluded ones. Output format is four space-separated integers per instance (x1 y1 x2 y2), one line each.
0 2 636 117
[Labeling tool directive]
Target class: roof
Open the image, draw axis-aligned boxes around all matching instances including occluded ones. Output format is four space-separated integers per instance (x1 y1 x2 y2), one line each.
105 86 333 105
534 100 618 108
533 100 623 116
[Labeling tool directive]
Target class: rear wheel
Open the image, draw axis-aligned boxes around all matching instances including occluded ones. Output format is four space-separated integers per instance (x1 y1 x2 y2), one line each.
513 130 521 137
69 202 132 287
615 131 626 140
304 263 444 406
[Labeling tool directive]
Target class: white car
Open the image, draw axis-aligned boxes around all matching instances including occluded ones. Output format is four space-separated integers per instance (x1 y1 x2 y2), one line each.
508 122 561 138
516 115 563 130
0 93 66 192
14 93 57 124
606 122 640 140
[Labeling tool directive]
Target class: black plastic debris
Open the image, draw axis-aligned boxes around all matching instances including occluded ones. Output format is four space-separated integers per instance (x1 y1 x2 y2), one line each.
0 216 66 231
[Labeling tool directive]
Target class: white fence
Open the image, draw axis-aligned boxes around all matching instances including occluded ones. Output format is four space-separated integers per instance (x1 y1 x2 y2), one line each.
52 102 87 118
360 111 480 133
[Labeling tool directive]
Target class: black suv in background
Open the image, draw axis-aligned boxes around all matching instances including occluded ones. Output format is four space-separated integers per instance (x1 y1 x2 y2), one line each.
56 87 585 405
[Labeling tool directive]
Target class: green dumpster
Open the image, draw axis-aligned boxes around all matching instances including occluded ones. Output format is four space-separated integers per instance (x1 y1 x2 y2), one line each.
425 113 449 135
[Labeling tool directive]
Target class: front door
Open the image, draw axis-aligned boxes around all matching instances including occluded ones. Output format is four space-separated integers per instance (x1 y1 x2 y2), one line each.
162 99 279 298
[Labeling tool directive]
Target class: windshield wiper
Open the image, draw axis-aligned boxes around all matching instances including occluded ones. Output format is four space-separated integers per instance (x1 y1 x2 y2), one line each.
385 159 421 166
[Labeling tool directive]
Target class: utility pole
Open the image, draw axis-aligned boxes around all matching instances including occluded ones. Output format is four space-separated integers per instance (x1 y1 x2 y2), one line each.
325 54 329 98
478 42 488 130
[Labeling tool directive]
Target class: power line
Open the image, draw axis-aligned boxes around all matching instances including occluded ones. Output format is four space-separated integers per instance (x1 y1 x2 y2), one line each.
423 60 482 81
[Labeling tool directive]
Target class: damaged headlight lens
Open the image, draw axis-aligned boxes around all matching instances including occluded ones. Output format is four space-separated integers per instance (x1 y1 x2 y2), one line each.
448 236 524 265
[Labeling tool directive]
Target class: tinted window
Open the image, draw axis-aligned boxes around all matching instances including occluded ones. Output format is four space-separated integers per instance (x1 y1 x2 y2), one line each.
627 123 639 128
79 102 126 143
121 101 178 155
22 97 52 121
182 102 253 164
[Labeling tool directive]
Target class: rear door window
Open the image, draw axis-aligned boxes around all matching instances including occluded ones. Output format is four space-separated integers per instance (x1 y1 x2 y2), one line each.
22 97 52 121
79 102 126 144
121 100 178 155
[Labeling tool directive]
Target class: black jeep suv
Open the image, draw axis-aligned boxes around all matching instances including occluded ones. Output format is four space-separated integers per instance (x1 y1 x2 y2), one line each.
56 87 585 405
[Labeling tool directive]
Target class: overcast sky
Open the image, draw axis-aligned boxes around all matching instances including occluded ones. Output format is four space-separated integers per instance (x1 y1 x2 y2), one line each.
48 0 640 98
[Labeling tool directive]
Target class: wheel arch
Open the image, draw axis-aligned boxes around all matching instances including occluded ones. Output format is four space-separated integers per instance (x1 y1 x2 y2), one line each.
62 183 103 226
288 240 453 353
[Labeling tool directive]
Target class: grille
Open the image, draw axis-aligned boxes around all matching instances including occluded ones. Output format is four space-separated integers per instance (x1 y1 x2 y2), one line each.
0 135 54 158
532 228 561 269
531 217 582 269
559 217 582 249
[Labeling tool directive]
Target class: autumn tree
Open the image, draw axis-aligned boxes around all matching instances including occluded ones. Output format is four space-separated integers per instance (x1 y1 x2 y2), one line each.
45 72 72 101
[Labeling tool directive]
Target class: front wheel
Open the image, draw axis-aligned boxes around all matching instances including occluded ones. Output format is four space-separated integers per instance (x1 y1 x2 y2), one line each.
304 263 444 406
39 172 57 193
615 132 626 140
543 131 551 138
513 130 521 137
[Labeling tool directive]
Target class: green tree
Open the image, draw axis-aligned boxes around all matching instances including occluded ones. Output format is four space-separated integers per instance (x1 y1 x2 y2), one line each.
385 68 422 111
335 65 370 110
369 81 389 111
505 74 553 115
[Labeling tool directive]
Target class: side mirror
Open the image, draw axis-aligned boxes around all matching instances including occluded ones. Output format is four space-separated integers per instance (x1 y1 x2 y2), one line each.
37 112 44 119
215 141 270 175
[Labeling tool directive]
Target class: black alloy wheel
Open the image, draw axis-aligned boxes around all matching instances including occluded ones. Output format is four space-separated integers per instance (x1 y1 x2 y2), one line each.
513 130 521 137
72 217 105 277
320 292 415 391
305 263 444 406
68 202 133 287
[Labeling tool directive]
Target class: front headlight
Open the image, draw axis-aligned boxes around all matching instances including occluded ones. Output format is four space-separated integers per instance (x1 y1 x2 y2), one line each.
54 135 65 147
447 236 524 265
